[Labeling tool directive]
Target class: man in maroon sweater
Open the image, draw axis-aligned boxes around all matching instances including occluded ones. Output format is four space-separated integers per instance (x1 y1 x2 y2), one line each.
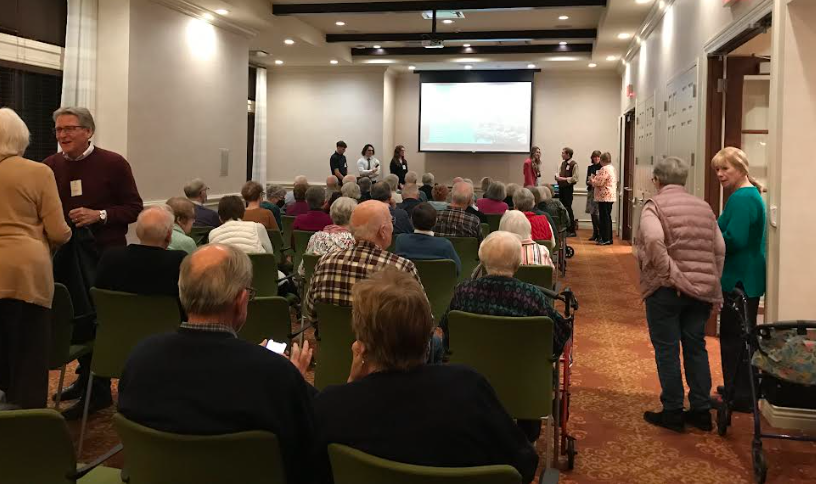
44 106 143 419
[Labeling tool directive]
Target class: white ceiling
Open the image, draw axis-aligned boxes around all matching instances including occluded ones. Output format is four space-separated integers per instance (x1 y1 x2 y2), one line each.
191 0 658 71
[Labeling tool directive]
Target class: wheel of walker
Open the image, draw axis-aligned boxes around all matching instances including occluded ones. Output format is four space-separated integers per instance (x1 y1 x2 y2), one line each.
716 405 729 436
566 437 576 470
752 441 767 484
565 246 575 258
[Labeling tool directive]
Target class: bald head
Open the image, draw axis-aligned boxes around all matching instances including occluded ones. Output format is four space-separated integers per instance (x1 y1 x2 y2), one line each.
350 200 393 248
450 181 474 208
478 231 522 277
342 174 357 185
452 177 464 184
135 205 174 248
326 176 338 190
401 183 419 200
180 244 253 326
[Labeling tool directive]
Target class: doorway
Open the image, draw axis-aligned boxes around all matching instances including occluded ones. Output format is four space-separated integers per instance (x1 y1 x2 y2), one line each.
621 110 636 241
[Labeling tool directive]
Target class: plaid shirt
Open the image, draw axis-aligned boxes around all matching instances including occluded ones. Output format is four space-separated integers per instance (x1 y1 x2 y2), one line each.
434 207 483 242
179 321 237 337
306 240 421 320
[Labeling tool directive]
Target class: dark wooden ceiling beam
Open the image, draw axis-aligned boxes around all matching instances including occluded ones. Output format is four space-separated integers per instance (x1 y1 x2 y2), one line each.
327 29 597 43
273 1 607 16
351 43 593 56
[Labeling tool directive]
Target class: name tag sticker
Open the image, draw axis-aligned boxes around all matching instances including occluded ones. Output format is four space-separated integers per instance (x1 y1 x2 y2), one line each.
70 180 82 197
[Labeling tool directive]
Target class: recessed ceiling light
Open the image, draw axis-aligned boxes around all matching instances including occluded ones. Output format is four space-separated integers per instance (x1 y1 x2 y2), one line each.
659 0 666 9
463 43 471 48
606 55 617 61
202 12 215 21
636 0 651 3
464 65 473 70
527 64 536 69
558 15 569 20
373 45 382 49
408 65 416 70
215 9 229 15
330 60 338 65
335 21 345 26
442 19 454 24
617 32 632 40
284 39 295 45
559 41 568 46
274 60 283 65
588 63 597 68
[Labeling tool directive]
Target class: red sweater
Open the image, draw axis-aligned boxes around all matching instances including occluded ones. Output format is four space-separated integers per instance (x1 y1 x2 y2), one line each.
43 147 143 251
524 212 553 242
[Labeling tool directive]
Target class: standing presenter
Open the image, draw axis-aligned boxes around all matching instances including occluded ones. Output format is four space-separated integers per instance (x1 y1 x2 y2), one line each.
523 146 542 187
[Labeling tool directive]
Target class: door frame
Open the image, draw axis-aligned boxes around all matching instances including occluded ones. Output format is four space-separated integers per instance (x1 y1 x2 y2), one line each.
621 109 636 241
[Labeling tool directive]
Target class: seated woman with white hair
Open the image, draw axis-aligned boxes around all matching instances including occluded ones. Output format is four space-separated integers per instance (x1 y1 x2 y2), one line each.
469 210 554 279
297 196 357 278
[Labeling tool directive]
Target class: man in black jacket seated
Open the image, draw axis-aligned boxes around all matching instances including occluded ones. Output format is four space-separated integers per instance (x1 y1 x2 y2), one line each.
58 205 187 420
118 244 314 484
312 270 538 483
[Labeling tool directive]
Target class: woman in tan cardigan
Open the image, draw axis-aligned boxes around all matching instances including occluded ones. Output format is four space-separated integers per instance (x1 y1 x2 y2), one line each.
0 108 72 408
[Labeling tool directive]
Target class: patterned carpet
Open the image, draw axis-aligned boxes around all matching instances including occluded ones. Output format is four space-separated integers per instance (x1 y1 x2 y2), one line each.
49 230 816 482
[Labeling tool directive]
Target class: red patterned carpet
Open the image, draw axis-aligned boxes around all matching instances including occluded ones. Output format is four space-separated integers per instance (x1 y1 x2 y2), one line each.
49 230 816 482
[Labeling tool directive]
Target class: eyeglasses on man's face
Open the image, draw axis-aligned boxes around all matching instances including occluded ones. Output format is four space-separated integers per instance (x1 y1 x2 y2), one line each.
54 126 87 135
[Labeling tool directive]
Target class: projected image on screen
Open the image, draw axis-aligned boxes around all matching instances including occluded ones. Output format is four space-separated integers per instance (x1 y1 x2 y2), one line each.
420 82 532 153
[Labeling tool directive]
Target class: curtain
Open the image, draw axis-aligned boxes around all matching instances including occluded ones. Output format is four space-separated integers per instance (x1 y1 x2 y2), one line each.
251 67 268 185
61 0 98 111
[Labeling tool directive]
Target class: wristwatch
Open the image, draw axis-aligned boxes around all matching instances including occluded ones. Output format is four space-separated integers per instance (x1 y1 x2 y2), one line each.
99 210 108 223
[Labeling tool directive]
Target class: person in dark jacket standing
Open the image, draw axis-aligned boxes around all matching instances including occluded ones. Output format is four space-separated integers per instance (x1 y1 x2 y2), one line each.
329 141 348 185
389 145 409 187
554 147 578 237
586 150 602 241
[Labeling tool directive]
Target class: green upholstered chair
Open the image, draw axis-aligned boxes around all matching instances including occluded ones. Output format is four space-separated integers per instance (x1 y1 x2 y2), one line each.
80 289 182 455
485 213 503 233
514 265 555 291
292 230 316 273
328 444 522 484
313 303 355 390
189 226 212 246
113 413 285 484
281 215 296 250
480 223 490 240
0 409 122 484
239 296 292 345
267 229 292 265
443 236 480 284
248 253 280 298
412 259 458 326
537 239 556 253
49 283 93 410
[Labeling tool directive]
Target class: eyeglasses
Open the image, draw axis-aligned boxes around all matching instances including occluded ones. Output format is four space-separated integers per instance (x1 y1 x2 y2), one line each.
246 287 257 301
53 126 87 135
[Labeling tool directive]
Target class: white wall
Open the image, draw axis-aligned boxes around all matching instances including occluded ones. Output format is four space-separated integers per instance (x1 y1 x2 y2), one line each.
266 67 387 184
382 69 397 164
394 71 620 224
96 0 130 158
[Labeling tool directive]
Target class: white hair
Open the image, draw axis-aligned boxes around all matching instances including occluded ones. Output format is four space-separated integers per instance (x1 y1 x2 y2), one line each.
384 174 399 190
478 231 522 276
0 108 30 158
179 244 253 317
499 210 532 240
341 182 361 200
135 205 174 245
450 182 473 206
53 106 95 133
330 196 358 225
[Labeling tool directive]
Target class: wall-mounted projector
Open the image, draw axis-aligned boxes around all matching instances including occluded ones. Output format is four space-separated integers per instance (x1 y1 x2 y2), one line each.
423 39 444 49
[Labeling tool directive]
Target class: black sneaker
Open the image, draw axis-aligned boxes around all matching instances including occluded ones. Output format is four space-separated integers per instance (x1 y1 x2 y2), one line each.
683 409 713 431
643 409 684 433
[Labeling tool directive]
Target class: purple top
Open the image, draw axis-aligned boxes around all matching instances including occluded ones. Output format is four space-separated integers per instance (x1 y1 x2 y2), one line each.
293 210 333 232
476 198 509 215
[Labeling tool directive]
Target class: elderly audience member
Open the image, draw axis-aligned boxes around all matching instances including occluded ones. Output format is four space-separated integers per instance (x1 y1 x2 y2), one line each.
514 188 554 243
297 197 357 278
420 172 435 201
370 182 413 235
477 181 509 215
166 197 197 254
397 183 423 216
285 180 310 217
384 173 403 203
285 176 308 205
118 244 314 484
340 182 361 201
711 147 767 413
590 152 617 245
538 185 570 236
326 176 339 196
208 196 273 254
435 182 483 242
501 210 554 268
0 108 71 409
293 187 333 232
72 206 187 419
358 177 373 202
241 181 278 231
405 171 427 201
429 184 449 211
504 183 521 209
439 231 571 441
452 176 464 185
312 270 538 484
262 184 286 229
395 203 461 275
185 178 220 227
342 174 357 185
480 177 492 198
461 178 487 223
637 156 725 432
305 201 420 322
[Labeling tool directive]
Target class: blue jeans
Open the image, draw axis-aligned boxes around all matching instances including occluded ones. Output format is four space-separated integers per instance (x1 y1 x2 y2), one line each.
645 287 713 411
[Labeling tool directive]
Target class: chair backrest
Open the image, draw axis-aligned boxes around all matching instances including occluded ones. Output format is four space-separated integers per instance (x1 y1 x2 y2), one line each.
302 253 322 302
281 216 296 250
314 303 355 390
248 253 279 297
189 226 212 246
90 288 182 379
113 413 285 484
480 223 490 240
0 409 77 484
536 239 555 252
412 259 458 325
239 296 291 345
444 237 480 284
328 444 521 484
267 230 285 264
485 214 503 233
49 283 74 369
446 311 554 420
292 230 316 270
514 265 554 291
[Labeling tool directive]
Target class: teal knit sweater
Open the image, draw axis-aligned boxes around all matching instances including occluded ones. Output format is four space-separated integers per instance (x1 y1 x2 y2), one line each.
718 186 766 298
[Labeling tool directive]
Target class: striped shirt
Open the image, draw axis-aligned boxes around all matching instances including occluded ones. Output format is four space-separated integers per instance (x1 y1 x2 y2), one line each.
521 239 554 268
305 240 421 321
434 207 483 242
